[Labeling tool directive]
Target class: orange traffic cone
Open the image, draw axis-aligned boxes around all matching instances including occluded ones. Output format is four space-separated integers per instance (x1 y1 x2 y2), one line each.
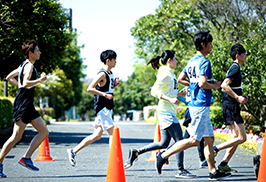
34 123 54 161
146 124 161 162
106 126 125 182
257 129 266 182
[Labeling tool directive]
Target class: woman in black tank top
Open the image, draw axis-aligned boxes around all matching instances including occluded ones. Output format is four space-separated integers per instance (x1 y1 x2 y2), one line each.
0 40 48 178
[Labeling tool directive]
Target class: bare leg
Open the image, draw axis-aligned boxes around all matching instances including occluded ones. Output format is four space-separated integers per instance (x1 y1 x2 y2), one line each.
204 137 216 173
24 117 49 158
106 126 114 149
163 137 199 158
73 125 103 154
216 123 246 163
0 119 26 164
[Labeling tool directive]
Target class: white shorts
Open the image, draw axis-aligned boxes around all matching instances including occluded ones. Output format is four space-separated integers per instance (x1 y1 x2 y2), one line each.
186 106 214 141
93 107 114 131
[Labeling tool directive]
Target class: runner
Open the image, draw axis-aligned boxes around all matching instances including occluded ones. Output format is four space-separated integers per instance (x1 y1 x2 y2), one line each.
213 43 248 173
124 50 196 178
0 40 48 178
155 31 231 180
67 50 120 167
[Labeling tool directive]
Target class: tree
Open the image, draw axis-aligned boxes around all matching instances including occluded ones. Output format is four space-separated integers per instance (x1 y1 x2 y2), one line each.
0 0 71 79
76 82 94 121
58 34 86 110
35 68 74 119
131 0 207 72
130 0 266 128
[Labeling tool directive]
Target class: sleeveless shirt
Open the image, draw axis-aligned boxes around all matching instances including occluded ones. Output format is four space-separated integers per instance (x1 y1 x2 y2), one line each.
12 61 38 122
94 69 115 116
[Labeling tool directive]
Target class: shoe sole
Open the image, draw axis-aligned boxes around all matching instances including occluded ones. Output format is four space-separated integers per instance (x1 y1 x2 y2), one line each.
18 161 39 171
175 175 197 178
67 149 76 167
208 173 232 181
218 166 237 173
124 163 132 169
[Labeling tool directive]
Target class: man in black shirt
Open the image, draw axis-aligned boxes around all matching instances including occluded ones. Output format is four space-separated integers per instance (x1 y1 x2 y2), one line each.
213 44 248 173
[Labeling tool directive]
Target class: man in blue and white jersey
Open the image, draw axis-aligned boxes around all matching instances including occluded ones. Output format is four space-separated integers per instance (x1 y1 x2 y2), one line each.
155 31 231 181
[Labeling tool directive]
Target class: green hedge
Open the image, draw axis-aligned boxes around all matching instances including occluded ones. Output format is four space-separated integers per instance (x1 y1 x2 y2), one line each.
35 107 55 121
0 98 13 131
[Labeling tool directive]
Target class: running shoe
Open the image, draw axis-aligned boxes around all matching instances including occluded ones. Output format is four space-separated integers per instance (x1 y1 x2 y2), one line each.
18 157 39 171
0 164 7 178
124 149 138 169
208 170 231 181
218 164 238 173
200 160 208 168
67 149 76 167
155 152 166 174
175 169 197 178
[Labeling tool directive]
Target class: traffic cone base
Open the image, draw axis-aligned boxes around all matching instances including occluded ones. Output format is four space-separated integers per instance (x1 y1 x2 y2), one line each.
147 124 161 162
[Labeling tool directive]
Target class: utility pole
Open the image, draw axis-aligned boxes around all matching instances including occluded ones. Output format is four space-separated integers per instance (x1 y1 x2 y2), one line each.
4 79 8 97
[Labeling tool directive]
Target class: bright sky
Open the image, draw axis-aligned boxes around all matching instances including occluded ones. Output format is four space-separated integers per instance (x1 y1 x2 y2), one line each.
58 0 161 81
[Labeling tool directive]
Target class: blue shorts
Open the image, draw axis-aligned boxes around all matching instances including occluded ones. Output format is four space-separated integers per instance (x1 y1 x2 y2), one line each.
186 106 214 141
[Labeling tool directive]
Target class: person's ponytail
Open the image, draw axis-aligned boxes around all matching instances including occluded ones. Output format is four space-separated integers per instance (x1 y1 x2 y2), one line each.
147 56 161 70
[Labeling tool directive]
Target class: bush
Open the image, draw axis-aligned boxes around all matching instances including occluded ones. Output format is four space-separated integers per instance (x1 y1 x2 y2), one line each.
176 106 187 120
35 107 55 121
210 106 224 129
0 98 13 131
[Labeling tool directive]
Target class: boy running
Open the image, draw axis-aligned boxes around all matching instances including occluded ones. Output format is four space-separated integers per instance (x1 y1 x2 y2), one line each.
67 50 120 167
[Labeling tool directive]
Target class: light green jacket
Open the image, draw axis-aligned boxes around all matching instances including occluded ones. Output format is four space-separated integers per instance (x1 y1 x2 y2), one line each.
151 66 178 115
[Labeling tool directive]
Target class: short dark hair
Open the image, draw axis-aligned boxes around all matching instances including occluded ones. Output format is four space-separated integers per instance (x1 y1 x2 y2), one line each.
22 40 38 59
229 43 246 60
194 31 213 51
100 50 117 64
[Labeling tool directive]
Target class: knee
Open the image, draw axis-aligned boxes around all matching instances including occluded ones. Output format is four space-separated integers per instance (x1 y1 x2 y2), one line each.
41 128 49 138
189 138 200 147
94 135 102 141
239 135 247 144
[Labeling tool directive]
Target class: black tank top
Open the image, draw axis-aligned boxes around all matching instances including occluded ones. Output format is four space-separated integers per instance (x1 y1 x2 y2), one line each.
12 61 38 122
94 69 115 116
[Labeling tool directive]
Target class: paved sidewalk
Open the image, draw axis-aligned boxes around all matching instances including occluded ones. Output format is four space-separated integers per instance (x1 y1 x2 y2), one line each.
0 121 257 181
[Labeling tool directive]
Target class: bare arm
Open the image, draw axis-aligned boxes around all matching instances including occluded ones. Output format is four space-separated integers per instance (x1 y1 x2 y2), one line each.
221 78 247 104
22 63 47 88
87 72 113 100
6 68 19 87
177 72 190 86
199 75 221 89
160 95 179 105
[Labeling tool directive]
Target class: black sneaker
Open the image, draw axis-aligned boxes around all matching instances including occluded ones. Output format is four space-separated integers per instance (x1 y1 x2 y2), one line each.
208 170 231 181
155 152 166 174
124 149 138 169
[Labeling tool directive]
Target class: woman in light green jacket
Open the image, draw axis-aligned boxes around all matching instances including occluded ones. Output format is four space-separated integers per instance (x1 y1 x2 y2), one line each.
124 50 196 179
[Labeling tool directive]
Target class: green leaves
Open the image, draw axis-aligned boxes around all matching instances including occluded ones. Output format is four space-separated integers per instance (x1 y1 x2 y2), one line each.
0 0 71 79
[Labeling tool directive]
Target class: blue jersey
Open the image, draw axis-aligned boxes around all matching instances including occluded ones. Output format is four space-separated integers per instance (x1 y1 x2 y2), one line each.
182 54 212 107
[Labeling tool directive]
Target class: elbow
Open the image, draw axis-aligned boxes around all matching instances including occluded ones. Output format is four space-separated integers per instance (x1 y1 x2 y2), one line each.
87 87 93 93
198 83 204 88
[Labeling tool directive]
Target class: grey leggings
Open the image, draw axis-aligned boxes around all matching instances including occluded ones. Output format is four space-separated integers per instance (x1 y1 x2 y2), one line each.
137 123 184 170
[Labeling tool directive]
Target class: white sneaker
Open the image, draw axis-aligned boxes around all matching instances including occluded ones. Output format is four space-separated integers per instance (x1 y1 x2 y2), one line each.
67 149 76 167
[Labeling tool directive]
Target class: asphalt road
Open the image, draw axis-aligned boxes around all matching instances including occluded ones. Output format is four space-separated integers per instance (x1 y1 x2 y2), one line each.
0 121 257 182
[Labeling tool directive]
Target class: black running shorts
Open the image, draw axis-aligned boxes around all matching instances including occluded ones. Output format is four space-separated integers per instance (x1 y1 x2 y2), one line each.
222 102 244 126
